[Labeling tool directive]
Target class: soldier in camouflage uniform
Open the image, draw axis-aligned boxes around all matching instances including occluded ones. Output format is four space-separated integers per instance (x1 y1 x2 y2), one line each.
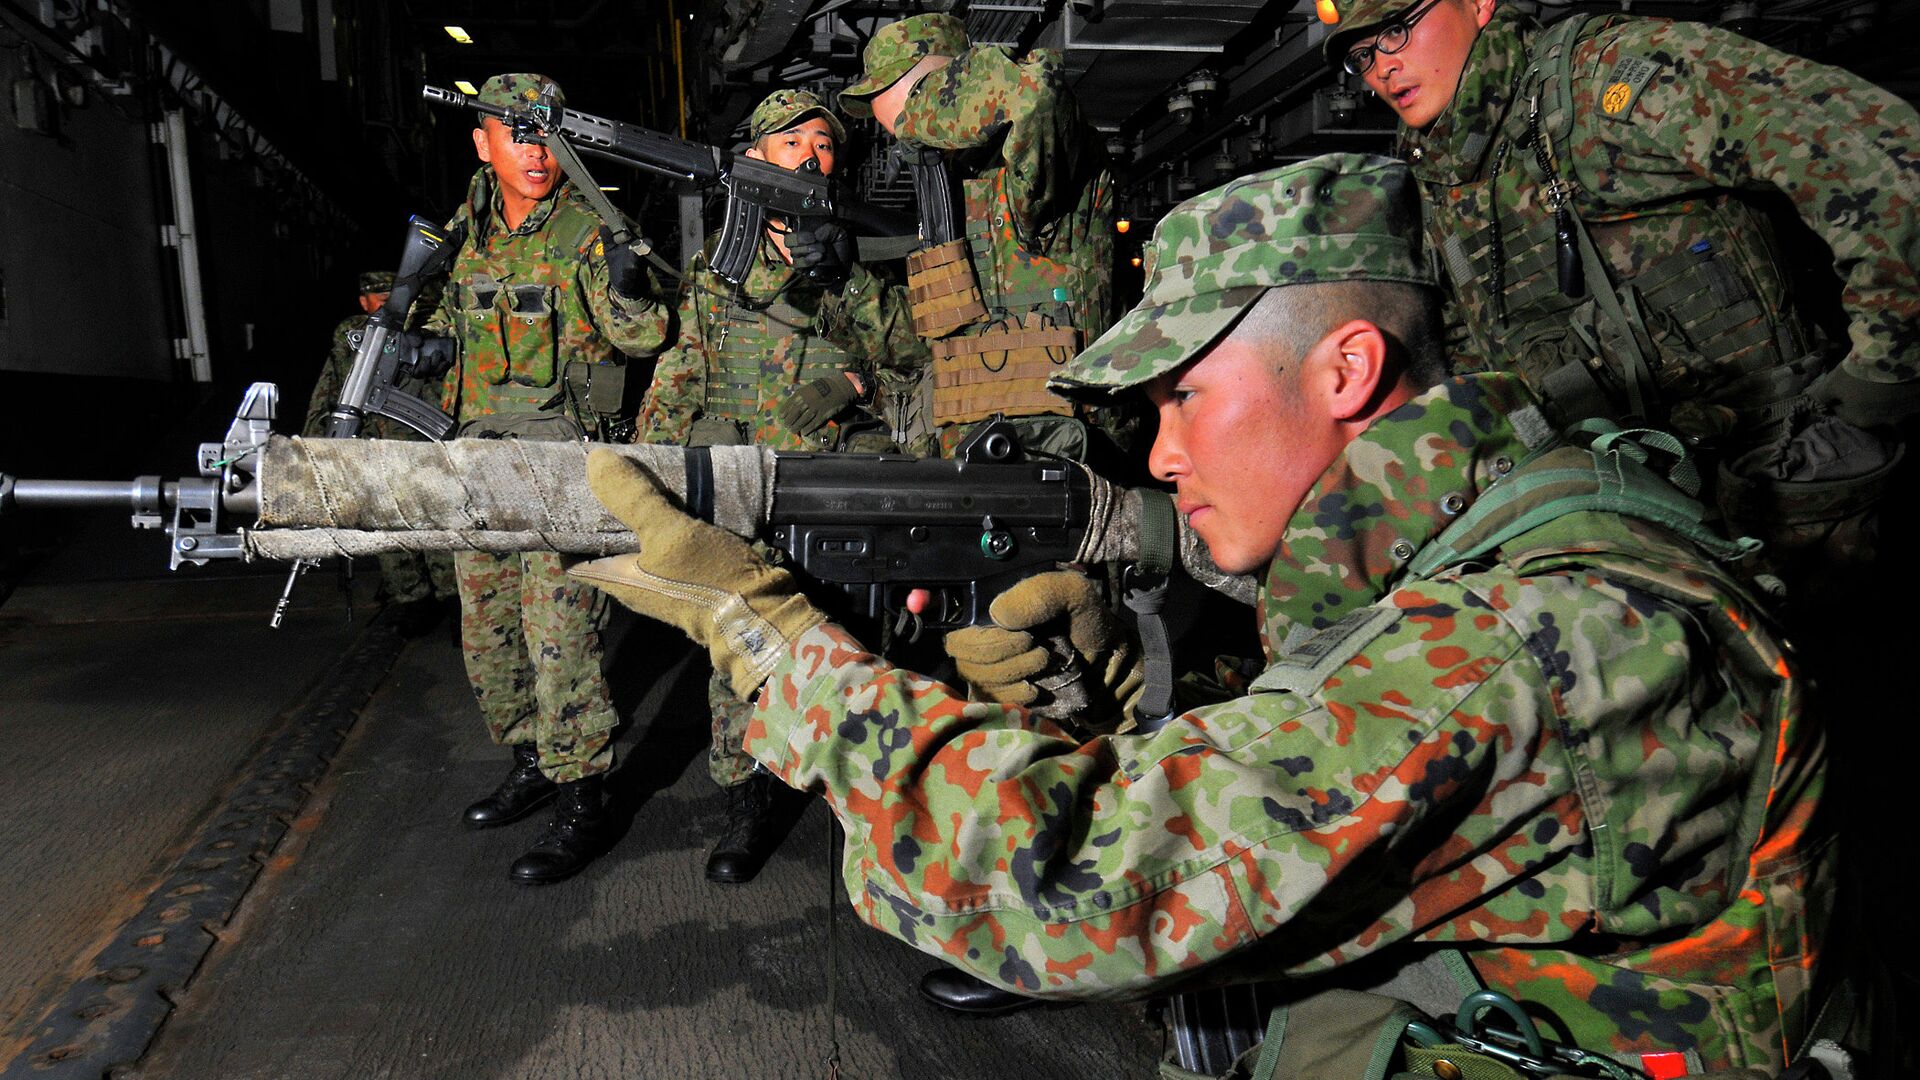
1318 0 1920 589
840 13 1136 469
301 270 457 635
573 156 1833 1076
431 73 671 886
636 88 926 885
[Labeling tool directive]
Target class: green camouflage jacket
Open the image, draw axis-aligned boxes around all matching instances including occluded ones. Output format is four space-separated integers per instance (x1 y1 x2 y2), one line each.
743 372 1828 1072
636 232 925 450
898 44 1114 339
1403 10 1920 430
430 167 670 431
301 313 441 440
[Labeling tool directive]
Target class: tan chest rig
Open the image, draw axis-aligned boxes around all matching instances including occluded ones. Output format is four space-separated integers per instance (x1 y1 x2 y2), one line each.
1417 16 1813 446
905 169 1087 428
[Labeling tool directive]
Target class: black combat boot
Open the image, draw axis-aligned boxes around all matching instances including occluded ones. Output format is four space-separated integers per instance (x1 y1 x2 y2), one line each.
704 770 800 884
508 775 609 885
462 744 558 829
918 968 1041 1016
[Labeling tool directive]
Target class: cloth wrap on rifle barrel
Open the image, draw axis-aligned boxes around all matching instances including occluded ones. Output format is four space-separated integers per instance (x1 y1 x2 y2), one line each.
239 434 1257 605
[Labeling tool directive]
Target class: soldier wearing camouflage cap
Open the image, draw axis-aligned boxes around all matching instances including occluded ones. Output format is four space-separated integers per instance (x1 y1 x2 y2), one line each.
1322 0 1920 593
425 72 672 886
300 272 457 635
839 12 1133 470
635 86 924 886
574 154 1832 1074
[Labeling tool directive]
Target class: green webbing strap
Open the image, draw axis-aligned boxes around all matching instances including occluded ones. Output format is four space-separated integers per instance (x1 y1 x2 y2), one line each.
1135 488 1179 578
1405 426 1761 580
855 234 924 262
1248 1000 1290 1080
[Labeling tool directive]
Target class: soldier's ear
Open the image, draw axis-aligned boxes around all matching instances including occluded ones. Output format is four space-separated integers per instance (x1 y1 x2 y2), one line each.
471 125 492 163
1473 0 1498 29
1317 321 1391 423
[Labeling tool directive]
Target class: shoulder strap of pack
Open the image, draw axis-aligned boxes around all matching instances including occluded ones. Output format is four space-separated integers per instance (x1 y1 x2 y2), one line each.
1527 14 1594 150
1406 420 1761 581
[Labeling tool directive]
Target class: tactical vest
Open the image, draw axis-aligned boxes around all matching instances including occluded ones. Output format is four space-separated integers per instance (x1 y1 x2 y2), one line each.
1415 15 1813 445
928 160 1115 429
1230 429 1826 1076
701 285 856 442
445 183 615 434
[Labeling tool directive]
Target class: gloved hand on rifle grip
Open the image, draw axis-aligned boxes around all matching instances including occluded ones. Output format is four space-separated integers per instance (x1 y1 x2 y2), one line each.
572 451 827 701
785 220 854 289
599 226 650 302
398 332 456 381
778 374 865 438
944 570 1142 728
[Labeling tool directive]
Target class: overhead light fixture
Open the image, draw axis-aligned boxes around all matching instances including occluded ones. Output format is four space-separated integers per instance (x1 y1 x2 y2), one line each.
1115 217 1132 234
444 25 473 44
1130 256 1143 268
453 80 479 95
599 186 621 192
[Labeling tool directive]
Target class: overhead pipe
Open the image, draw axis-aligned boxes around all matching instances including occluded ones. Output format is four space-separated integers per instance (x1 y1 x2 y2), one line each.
155 108 213 382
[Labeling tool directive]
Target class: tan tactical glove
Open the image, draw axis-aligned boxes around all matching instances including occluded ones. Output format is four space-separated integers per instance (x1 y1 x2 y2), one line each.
944 570 1142 729
571 449 827 701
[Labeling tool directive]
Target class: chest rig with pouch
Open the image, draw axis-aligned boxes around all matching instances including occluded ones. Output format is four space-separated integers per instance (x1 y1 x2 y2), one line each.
693 276 857 449
1417 15 1813 446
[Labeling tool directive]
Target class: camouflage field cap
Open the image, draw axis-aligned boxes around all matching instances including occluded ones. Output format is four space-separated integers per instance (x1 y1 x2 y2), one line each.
476 73 565 114
1053 154 1433 394
839 14 967 119
748 89 848 145
1317 0 1424 63
357 271 394 295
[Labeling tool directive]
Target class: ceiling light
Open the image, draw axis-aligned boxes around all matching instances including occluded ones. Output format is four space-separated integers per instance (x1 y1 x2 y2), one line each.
1115 218 1132 234
444 26 473 44
453 80 479 95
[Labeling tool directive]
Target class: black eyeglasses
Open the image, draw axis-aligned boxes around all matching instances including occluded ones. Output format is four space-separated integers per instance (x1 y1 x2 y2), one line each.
1342 0 1446 77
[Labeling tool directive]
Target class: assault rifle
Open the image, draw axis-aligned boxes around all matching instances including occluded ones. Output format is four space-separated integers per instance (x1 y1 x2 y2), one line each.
421 84 947 279
2 385 1210 639
325 215 463 441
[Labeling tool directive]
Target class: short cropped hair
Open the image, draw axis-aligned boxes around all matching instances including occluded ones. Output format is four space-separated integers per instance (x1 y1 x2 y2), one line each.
1234 280 1449 388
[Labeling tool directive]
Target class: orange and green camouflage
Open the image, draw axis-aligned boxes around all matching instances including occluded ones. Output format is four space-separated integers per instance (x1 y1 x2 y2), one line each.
431 165 670 434
1054 154 1432 395
1403 9 1920 431
742 370 1829 1073
890 39 1123 456
839 13 968 119
636 233 922 453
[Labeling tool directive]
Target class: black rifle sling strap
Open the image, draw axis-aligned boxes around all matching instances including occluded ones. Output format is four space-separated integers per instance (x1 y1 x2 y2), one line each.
1125 488 1181 733
541 131 683 282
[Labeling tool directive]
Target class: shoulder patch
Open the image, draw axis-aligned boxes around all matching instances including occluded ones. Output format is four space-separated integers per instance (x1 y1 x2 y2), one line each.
1598 54 1661 121
1250 606 1401 696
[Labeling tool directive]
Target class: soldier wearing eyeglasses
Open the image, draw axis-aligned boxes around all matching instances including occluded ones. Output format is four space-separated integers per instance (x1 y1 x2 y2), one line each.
1321 0 1920 598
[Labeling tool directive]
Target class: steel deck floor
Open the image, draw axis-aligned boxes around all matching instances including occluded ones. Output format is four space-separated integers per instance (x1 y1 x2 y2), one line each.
1 519 1163 1080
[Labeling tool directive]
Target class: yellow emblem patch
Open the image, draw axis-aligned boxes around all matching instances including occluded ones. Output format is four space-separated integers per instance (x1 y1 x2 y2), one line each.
1598 55 1661 121
1602 82 1633 114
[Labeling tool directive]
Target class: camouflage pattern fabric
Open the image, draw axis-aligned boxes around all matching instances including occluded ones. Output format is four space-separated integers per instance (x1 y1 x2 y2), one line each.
429 167 668 784
747 88 846 144
639 232 924 786
300 313 455 604
455 550 615 784
636 233 923 451
892 43 1129 457
429 167 669 429
838 13 969 119
1402 9 1920 428
742 372 1828 1074
1054 155 1431 395
476 72 563 114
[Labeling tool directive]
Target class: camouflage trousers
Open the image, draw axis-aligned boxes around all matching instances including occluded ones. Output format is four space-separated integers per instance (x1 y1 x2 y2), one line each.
706 671 759 789
453 550 616 783
376 550 458 605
